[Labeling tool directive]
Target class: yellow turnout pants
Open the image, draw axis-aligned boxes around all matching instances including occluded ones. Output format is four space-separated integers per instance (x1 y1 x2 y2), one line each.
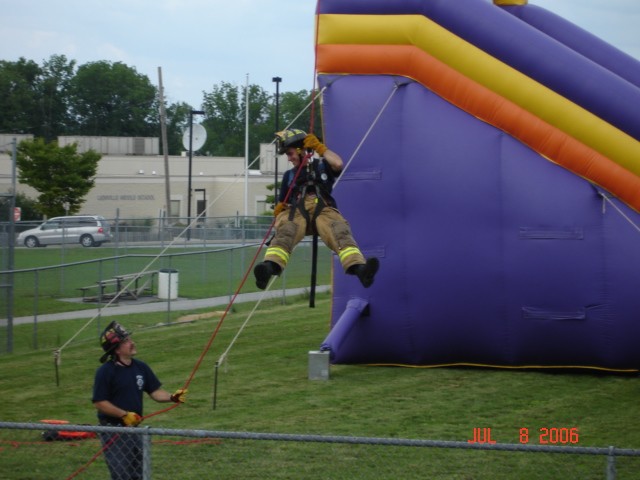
264 195 366 272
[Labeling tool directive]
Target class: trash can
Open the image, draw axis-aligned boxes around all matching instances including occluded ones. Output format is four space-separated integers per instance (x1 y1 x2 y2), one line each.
308 350 330 380
158 269 179 300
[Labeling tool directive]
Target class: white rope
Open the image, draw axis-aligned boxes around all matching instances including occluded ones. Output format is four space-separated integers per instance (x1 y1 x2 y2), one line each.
283 86 327 135
599 192 640 234
213 88 333 364
55 87 329 358
56 81 384 364
216 275 278 367
333 83 401 190
212 85 400 365
54 177 259 356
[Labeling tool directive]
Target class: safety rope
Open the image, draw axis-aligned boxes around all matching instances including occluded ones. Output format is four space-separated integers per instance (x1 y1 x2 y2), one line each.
189 151 312 383
64 1 401 474
160 0 405 413
209 0 328 373
63 100 320 480
212 2 405 369
66 434 119 480
308 0 323 135
599 191 640 233
62 61 402 480
60 84 319 480
53 86 328 369
216 276 278 368
53 178 255 365
333 82 402 190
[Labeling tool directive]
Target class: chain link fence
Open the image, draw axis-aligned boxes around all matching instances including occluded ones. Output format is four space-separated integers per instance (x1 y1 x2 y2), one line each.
0 225 10 353
1 422 640 479
0 215 333 354
9 215 276 248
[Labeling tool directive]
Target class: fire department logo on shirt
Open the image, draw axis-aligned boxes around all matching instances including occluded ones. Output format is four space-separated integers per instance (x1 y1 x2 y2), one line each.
136 375 144 390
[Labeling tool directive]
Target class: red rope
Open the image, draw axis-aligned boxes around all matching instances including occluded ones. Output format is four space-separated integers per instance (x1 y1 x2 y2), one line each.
309 0 322 135
178 1 323 393
67 148 315 480
65 5 323 479
142 402 180 421
66 433 119 480
179 151 312 391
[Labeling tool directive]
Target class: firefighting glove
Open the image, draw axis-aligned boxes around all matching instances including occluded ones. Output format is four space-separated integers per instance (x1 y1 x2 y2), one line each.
273 202 287 217
170 388 188 403
303 134 327 156
121 412 142 427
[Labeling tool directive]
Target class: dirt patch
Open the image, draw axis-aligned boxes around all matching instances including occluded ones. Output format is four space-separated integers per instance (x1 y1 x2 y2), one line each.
177 311 226 323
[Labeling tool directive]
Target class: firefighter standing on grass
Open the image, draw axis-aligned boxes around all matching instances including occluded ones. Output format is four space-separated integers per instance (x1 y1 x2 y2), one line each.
92 321 187 480
254 129 379 289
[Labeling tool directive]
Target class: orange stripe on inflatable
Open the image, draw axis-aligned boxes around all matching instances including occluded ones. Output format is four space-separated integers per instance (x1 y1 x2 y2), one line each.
317 44 640 211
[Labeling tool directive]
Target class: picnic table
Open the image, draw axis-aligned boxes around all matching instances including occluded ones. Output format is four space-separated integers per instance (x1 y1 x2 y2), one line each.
78 270 158 302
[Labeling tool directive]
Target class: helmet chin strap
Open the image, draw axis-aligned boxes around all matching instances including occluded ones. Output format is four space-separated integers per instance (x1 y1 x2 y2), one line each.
114 353 130 366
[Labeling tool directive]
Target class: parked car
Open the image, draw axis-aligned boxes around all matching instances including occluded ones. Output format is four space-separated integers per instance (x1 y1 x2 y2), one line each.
17 215 112 248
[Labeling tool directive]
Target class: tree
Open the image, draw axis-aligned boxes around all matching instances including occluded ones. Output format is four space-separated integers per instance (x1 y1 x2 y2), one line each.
39 55 76 141
68 61 159 137
0 55 76 140
17 138 100 217
201 82 276 162
277 89 320 134
201 82 245 157
164 101 193 155
0 58 42 134
14 192 43 221
0 56 322 157
0 192 43 222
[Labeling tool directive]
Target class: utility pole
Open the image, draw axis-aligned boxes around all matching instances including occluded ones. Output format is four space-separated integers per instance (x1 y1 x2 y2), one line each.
244 74 249 217
5 138 17 353
272 76 282 201
157 67 171 219
187 110 205 240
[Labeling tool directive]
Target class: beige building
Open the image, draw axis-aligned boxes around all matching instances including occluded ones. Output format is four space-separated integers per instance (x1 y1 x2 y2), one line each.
0 135 289 221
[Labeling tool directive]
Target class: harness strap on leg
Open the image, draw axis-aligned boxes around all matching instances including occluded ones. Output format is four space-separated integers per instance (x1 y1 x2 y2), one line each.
310 233 318 308
308 196 326 308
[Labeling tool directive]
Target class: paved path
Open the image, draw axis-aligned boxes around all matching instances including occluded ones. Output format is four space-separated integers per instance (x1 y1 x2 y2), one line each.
12 286 330 325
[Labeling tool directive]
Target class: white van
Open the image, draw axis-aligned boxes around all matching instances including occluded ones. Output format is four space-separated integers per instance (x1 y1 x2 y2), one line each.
17 215 112 248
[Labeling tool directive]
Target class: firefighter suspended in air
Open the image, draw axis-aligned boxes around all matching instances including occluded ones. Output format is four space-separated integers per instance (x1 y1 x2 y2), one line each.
254 129 379 290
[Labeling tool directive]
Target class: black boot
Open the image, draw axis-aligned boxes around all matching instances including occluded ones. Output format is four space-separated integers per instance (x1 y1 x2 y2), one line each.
254 261 281 290
349 257 380 288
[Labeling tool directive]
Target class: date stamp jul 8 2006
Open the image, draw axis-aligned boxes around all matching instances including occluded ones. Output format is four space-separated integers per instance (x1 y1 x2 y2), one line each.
467 427 580 445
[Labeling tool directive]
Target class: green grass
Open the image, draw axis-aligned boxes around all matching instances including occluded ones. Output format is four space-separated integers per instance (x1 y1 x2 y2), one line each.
6 243 332 316
2 294 640 478
3 249 640 478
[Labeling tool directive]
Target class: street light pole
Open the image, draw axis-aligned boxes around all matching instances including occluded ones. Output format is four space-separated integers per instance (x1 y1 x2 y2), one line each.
272 76 282 201
187 110 205 240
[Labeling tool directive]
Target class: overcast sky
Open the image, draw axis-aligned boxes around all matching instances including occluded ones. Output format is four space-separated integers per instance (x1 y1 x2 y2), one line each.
1 1 638 108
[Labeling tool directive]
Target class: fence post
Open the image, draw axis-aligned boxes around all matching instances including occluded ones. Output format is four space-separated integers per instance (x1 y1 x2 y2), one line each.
606 446 616 480
142 426 152 480
33 269 39 350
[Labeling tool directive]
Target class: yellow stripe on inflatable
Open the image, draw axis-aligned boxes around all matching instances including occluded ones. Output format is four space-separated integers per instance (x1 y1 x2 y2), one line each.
317 14 640 177
493 0 528 5
364 362 638 373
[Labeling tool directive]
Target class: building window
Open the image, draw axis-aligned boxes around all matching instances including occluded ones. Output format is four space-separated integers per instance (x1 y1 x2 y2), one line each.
256 196 268 215
170 200 180 218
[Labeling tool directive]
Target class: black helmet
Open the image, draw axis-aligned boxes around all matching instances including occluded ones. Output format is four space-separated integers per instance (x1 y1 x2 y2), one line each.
99 321 130 363
275 129 306 154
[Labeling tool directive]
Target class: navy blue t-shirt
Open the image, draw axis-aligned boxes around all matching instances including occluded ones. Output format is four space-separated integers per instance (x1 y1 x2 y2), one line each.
279 158 339 206
92 358 162 423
